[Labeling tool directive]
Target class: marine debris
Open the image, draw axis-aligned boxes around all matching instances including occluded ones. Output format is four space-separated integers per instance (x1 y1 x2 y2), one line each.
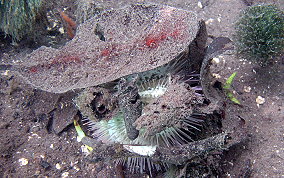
7 4 201 93
70 3 228 176
0 3 242 176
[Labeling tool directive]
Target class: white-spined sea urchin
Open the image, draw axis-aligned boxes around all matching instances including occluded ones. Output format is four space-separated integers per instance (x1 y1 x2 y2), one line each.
72 4 208 176
78 53 206 175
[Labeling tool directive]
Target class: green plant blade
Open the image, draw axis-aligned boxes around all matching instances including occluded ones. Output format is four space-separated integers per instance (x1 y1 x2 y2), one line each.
227 91 241 104
224 72 237 89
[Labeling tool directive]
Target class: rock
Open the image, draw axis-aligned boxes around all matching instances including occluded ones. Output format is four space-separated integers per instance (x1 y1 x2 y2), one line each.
12 4 202 93
256 96 265 105
52 91 78 134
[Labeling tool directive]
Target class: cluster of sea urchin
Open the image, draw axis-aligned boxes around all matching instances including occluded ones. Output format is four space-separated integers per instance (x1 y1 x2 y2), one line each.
75 53 206 174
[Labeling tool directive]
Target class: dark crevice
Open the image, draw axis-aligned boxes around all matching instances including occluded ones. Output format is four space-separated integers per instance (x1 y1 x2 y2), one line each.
213 81 223 91
94 23 106 41
57 123 74 136
46 109 55 133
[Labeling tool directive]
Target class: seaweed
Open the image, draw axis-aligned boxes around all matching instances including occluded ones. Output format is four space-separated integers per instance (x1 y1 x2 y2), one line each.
235 5 284 65
0 0 43 41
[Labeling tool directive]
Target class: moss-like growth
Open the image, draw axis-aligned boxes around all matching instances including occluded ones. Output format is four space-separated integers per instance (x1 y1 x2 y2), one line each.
0 0 43 41
75 0 102 24
235 5 284 65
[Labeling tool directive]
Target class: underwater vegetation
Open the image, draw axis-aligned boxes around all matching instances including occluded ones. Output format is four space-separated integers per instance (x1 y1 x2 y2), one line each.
223 72 240 105
0 0 43 41
235 5 284 65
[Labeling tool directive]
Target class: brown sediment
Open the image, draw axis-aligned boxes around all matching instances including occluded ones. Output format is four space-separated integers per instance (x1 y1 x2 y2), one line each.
15 4 200 93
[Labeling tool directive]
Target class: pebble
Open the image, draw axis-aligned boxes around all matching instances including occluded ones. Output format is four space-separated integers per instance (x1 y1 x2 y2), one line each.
81 145 92 155
1 70 9 76
212 73 221 79
212 57 220 64
217 16 221 22
256 96 265 105
61 172 69 178
205 18 214 25
19 158 29 166
244 86 251 93
59 27 65 34
56 163 61 170
73 165 80 172
197 1 203 8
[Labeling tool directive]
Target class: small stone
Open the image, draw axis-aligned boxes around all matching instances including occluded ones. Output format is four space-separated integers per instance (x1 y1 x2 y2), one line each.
81 145 92 155
59 27 65 34
73 165 80 172
40 155 45 159
52 22 58 28
244 86 251 93
212 73 221 79
55 163 61 170
256 96 265 105
197 1 203 8
205 18 214 25
212 57 220 64
217 17 221 22
61 172 69 178
40 160 51 169
1 70 9 76
19 158 29 166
